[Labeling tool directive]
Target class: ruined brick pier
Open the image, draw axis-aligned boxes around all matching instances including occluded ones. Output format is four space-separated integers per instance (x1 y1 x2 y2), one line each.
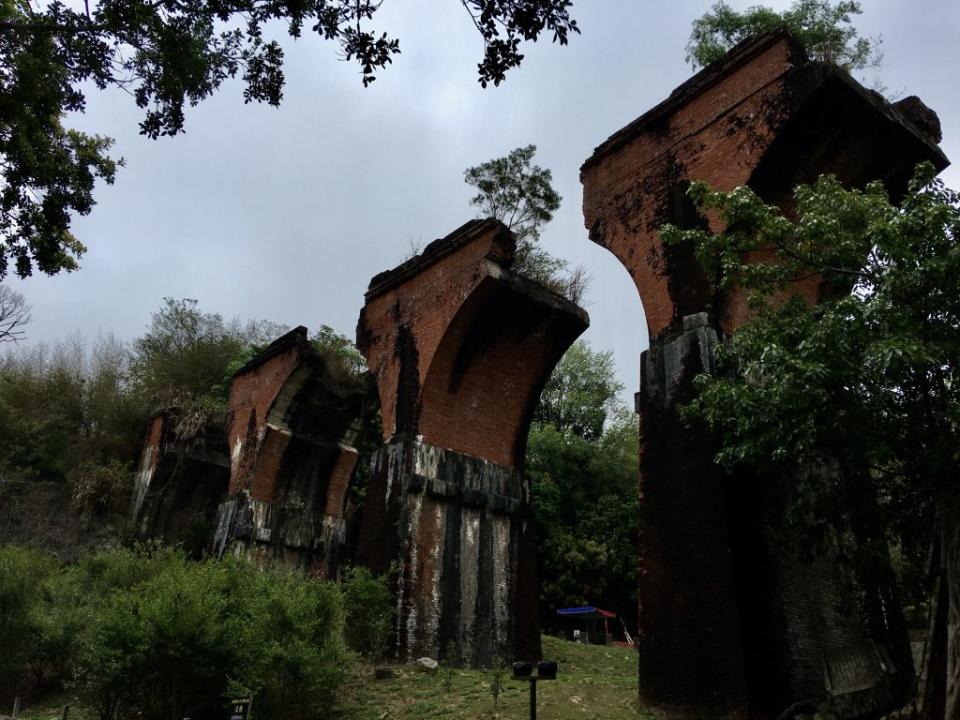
581 30 948 720
355 219 588 666
214 326 371 578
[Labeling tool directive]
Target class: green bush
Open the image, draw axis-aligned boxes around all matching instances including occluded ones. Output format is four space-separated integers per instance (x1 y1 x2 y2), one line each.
72 549 230 720
341 565 395 659
0 546 58 691
0 545 85 697
234 565 347 719
0 545 355 718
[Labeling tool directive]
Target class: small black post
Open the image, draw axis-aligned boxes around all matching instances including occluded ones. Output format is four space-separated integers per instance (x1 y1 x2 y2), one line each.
61 705 70 720
528 676 537 720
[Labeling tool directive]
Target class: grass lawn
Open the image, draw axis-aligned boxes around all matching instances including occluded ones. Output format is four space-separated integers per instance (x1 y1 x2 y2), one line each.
335 635 655 720
11 636 653 720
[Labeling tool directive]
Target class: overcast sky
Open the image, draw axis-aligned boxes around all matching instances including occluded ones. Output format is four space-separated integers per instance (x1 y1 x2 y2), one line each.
7 0 960 405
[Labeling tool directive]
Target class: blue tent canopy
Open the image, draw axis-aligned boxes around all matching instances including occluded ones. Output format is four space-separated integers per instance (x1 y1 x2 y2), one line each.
556 606 616 618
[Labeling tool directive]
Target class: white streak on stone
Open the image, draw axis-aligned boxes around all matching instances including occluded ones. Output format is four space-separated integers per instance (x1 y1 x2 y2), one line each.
403 492 424 659
491 514 511 657
460 508 481 666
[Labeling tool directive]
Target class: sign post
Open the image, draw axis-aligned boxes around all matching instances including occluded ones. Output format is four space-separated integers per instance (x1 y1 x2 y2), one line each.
513 661 558 720
229 698 252 720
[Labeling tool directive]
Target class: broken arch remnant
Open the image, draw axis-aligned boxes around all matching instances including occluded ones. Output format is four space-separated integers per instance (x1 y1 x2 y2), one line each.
214 326 371 578
355 218 588 667
581 29 948 720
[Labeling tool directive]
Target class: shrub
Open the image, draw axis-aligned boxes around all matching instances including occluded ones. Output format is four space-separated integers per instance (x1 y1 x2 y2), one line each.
73 551 237 720
0 545 354 719
234 565 347 720
341 565 395 659
0 546 59 692
70 459 131 514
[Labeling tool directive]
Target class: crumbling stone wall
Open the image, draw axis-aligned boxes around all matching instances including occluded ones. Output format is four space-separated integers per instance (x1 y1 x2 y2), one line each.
213 326 371 579
132 411 230 556
355 219 587 666
580 30 948 720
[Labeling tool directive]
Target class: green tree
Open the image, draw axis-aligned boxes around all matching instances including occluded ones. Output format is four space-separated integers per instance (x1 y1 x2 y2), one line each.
0 339 87 482
528 341 637 629
130 297 284 408
662 163 960 719
312 324 368 385
534 340 622 441
341 565 395 660
465 145 587 302
0 545 58 692
687 0 879 71
0 0 579 280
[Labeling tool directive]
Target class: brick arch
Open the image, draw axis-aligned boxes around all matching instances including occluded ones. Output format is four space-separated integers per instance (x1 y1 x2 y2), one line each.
582 31 946 344
418 273 586 468
580 29 948 720
266 360 365 447
216 326 368 578
355 218 588 666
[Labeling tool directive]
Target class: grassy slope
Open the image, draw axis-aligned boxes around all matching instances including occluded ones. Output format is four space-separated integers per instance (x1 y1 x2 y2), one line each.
336 635 655 720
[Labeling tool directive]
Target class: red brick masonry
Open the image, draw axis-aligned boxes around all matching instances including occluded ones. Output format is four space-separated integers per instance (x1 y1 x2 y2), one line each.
356 219 588 666
581 30 948 720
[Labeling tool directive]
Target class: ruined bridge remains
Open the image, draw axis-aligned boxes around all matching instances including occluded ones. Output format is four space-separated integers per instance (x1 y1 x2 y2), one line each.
581 30 948 720
133 326 375 577
214 326 372 578
354 218 588 666
128 27 953 717
132 410 230 554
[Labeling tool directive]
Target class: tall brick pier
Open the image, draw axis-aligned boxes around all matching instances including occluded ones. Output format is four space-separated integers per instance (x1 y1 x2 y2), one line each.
355 219 588 666
580 30 948 719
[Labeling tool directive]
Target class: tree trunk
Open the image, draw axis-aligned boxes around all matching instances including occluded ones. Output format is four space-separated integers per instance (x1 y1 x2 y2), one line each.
946 494 960 719
919 496 960 720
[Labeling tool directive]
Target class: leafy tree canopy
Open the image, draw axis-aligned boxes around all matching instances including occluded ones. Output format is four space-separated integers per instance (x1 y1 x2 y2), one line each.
0 0 579 280
131 297 285 408
311 324 367 382
662 161 959 602
465 144 587 302
528 339 637 626
687 0 879 71
534 339 623 442
465 144 561 247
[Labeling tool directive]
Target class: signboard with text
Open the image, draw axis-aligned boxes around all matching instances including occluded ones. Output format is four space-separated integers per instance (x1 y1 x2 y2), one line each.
229 698 252 720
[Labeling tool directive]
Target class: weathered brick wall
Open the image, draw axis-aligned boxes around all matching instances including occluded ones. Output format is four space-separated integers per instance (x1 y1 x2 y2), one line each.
356 219 588 665
581 29 948 720
359 221 514 451
226 331 305 498
582 31 946 341
131 411 230 555
215 326 368 579
132 412 171 523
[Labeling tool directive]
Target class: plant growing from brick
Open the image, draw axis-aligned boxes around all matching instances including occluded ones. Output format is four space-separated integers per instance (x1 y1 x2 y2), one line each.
687 0 880 72
465 145 588 302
